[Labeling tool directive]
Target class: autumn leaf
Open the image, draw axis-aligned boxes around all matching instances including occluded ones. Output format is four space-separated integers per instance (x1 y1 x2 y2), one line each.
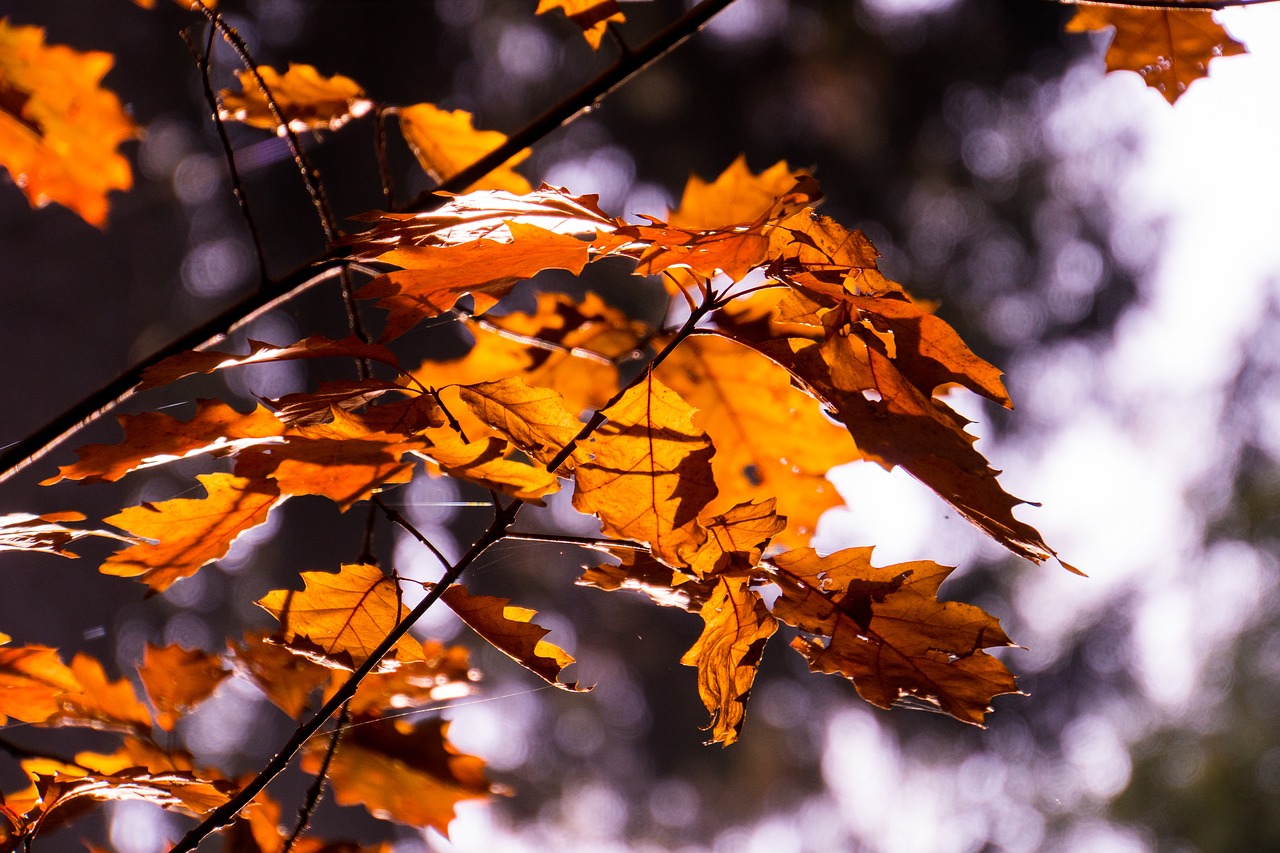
0 20 136 226
688 499 787 579
416 430 561 503
218 64 373 134
669 156 812 230
770 547 1019 725
398 103 531 193
55 654 153 736
623 217 773 284
348 639 476 716
767 209 902 302
41 400 287 485
456 377 585 468
0 644 79 725
1066 6 1245 104
441 585 584 690
536 0 625 49
101 473 281 591
266 379 433 430
231 632 330 719
28 767 234 822
303 716 492 835
576 548 713 612
257 563 417 670
680 577 776 746
138 643 231 731
0 511 131 557
656 334 856 543
357 222 598 340
138 335 401 392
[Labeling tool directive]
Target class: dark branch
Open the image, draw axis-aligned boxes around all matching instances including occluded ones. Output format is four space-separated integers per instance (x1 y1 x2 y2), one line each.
1050 0 1274 11
281 704 350 853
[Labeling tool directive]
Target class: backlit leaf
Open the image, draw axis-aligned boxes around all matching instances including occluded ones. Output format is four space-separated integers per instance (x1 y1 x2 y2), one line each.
0 20 136 226
680 577 776 746
257 563 416 670
669 156 811 230
218 64 373 133
55 654 152 735
138 336 401 391
416 430 560 503
101 473 281 591
1066 6 1246 104
440 585 583 690
536 0 625 49
138 643 231 731
0 511 130 557
770 547 1019 725
231 632 330 719
348 639 476 716
0 644 79 725
303 716 492 835
398 103 531 193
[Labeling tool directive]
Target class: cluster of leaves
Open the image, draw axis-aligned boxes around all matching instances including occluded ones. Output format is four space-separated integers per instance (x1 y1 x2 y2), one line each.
0 0 1246 848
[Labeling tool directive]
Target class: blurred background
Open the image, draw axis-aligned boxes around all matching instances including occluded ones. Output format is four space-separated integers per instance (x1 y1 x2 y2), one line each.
2 0 1279 850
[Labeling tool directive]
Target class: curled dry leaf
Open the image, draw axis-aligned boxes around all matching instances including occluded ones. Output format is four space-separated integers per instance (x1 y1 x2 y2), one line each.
0 511 131 557
0 20 136 227
536 0 625 49
440 585 584 691
398 103 531 193
218 63 373 134
257 563 418 670
1066 6 1245 104
138 335 401 392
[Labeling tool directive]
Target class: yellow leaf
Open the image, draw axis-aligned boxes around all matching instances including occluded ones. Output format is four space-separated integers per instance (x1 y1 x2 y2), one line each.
0 20 136 226
417 430 561 503
257 563 417 670
219 63 372 133
680 577 776 746
398 103 531 193
1066 6 1246 104
536 0 625 49
101 473 281 591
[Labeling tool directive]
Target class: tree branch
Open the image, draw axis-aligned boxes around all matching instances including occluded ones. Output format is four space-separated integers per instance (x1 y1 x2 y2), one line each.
1050 0 1274 11
0 0 737 487
281 704 350 853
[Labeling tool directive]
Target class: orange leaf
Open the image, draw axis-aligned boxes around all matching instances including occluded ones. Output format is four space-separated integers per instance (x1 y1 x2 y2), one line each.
456 377 585 468
398 103 531 193
101 473 281 591
0 511 130 557
536 0 625 49
218 64 372 133
656 334 856 543
347 639 476 716
230 632 329 719
357 222 596 339
624 219 772 284
440 585 583 690
770 547 1019 725
767 210 902 301
138 335 400 391
1066 6 1245 104
680 577 776 746
669 156 812 230
416 430 560 503
138 643 230 731
576 549 712 612
55 654 153 736
257 563 417 670
304 716 491 835
0 644 79 725
0 20 136 226
42 400 287 485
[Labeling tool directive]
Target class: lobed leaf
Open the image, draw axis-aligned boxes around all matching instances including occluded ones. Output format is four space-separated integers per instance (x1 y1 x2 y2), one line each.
138 335 401 392
398 103 531 193
0 511 131 557
138 643 231 731
218 63 372 133
536 0 625 49
441 585 584 690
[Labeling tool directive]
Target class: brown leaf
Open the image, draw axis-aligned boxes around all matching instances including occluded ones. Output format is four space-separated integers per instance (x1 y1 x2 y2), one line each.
347 639 476 716
139 336 400 392
576 549 713 613
770 547 1019 725
30 767 234 821
266 379 424 429
304 716 492 835
101 473 281 591
1066 6 1246 104
0 21 136 226
441 585 583 690
456 377 585 468
55 654 153 736
536 0 625 49
688 499 787 579
138 643 231 731
680 577 777 746
218 64 372 133
357 222 597 340
257 563 417 670
656 334 856 543
42 400 286 485
398 103 531 193
623 218 772 284
0 511 130 557
230 632 330 719
767 210 902 301
416 430 560 503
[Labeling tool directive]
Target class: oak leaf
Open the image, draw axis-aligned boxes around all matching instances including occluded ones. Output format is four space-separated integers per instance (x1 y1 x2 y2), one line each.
138 336 400 392
440 585 583 690
680 577 776 746
348 639 476 716
416 430 560 503
0 644 79 725
218 64 372 134
576 549 713 612
624 218 772 284
231 632 330 719
302 716 492 835
536 0 625 49
398 103 531 193
0 20 136 226
138 643 231 731
0 511 130 556
257 563 417 670
657 334 856 543
101 473 281 591
456 377 585 468
770 547 1019 724
54 654 152 736
1066 6 1245 104
669 156 812 230
266 379 425 429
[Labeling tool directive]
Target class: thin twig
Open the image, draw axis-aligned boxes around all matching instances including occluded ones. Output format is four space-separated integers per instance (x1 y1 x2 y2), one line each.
1051 0 1273 10
502 531 649 551
281 704 350 853
180 25 269 285
447 308 619 366
373 107 395 207
372 496 451 568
